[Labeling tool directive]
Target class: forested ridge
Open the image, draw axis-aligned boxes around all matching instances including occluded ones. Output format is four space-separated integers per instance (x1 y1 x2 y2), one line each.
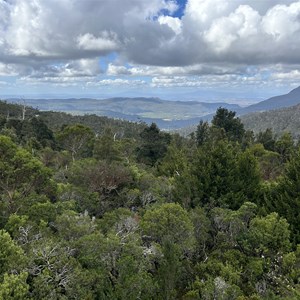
241 103 300 137
0 102 299 300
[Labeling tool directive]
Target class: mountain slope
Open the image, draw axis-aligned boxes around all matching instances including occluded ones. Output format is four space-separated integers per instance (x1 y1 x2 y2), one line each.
241 103 300 137
240 86 300 114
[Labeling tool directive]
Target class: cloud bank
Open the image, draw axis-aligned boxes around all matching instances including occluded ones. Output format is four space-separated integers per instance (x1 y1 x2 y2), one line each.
0 0 300 94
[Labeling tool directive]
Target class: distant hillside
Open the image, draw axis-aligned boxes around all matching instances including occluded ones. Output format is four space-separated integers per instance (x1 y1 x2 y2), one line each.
39 111 146 139
0 100 146 139
239 86 300 114
175 86 300 136
0 100 38 118
4 97 241 130
4 85 300 132
241 103 300 137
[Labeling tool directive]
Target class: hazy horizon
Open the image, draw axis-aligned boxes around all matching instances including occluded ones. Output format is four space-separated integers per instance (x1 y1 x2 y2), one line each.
0 84 294 107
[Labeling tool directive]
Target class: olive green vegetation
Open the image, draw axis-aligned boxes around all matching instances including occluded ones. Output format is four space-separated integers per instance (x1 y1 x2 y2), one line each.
241 103 300 137
0 102 299 299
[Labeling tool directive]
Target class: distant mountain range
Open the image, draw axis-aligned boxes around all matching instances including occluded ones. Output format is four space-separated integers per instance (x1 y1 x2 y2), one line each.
3 97 240 130
3 85 300 130
239 85 300 137
238 86 300 114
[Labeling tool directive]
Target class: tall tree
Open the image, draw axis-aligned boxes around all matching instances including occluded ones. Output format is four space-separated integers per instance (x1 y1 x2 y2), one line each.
137 123 171 166
266 149 300 244
196 120 210 146
275 132 295 163
212 107 245 142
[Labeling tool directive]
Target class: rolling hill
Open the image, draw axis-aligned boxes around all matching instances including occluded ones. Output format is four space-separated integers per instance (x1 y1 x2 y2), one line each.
0 100 146 139
4 97 241 130
3 85 300 131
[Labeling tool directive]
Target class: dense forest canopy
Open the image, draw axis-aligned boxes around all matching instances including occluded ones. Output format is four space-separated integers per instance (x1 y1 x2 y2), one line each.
0 101 299 299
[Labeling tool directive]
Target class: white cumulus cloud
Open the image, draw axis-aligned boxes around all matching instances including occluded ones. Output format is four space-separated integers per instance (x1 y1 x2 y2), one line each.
0 0 300 91
77 32 119 52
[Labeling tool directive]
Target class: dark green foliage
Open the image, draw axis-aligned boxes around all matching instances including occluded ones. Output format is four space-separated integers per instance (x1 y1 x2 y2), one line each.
235 150 261 203
157 141 190 178
274 132 295 162
157 239 181 300
193 141 239 206
250 144 282 180
212 107 245 142
241 129 255 149
137 122 171 166
182 141 261 209
0 100 38 119
30 117 55 147
0 229 27 276
263 149 300 244
93 127 121 162
39 110 146 139
56 124 94 161
66 158 133 215
3 117 55 149
0 136 52 222
196 120 210 146
0 105 299 299
256 128 276 151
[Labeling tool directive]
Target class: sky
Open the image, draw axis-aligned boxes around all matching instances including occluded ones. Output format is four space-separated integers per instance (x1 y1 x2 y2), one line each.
1 0 300 104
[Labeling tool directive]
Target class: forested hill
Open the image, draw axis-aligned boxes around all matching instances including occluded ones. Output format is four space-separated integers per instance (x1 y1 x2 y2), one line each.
0 102 299 299
177 101 300 138
39 111 146 139
0 100 146 139
3 86 300 131
4 97 241 130
241 103 300 137
0 100 38 118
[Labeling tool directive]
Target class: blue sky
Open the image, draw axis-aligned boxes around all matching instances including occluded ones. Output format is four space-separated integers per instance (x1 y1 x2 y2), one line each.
1 0 300 104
